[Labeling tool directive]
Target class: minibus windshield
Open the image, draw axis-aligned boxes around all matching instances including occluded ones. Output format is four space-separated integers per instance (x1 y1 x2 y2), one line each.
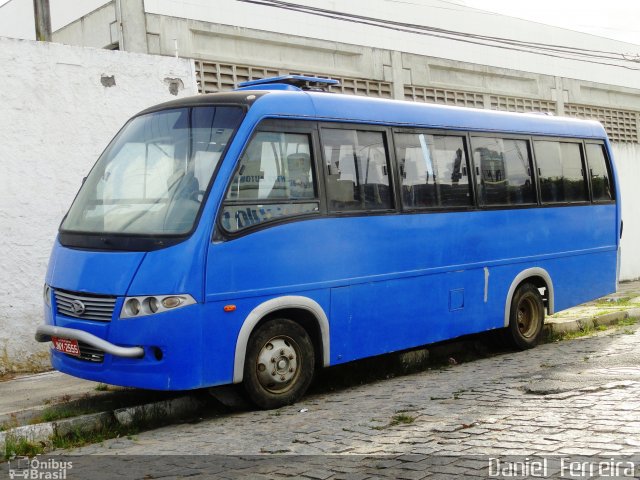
61 106 244 236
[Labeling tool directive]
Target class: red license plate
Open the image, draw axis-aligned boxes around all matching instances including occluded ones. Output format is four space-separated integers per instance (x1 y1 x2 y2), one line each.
52 337 80 357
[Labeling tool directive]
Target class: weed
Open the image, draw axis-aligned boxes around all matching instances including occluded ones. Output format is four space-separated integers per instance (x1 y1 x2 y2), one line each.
389 413 416 426
547 324 601 342
564 324 598 340
50 422 139 450
31 405 93 424
1 416 18 433
4 436 45 459
618 317 638 327
594 297 636 307
370 411 416 430
95 383 109 392
546 316 638 343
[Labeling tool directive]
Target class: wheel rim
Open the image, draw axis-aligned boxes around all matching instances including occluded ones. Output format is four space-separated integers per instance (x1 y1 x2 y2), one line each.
255 335 301 394
516 294 540 338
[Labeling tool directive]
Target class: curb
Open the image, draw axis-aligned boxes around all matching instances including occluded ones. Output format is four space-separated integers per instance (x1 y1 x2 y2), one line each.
544 308 640 336
1 395 205 455
113 396 204 426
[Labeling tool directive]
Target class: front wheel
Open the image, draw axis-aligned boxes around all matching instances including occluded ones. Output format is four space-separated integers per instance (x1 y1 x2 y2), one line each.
243 319 315 409
507 283 545 350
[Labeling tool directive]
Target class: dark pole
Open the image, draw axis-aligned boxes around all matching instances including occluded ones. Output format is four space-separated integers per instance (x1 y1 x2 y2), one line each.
33 0 52 41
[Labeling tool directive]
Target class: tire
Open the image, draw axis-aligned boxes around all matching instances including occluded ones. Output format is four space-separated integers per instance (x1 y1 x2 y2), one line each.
507 283 545 350
243 319 315 409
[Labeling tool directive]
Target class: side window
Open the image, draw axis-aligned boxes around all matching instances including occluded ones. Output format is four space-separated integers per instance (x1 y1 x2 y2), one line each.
395 133 471 209
322 129 392 211
221 131 319 232
534 141 588 203
471 137 535 206
586 144 614 201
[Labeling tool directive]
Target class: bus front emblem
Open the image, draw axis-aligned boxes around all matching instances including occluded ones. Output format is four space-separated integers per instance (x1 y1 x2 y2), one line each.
71 300 86 316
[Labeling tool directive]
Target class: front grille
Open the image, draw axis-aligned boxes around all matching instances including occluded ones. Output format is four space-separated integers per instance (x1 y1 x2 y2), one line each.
65 341 105 363
54 289 117 322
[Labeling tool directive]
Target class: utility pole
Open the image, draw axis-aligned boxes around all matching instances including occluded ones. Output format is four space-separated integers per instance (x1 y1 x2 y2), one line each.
33 0 52 41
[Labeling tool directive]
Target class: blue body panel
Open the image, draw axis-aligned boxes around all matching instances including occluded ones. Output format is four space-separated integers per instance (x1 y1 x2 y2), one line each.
46 241 145 295
45 89 621 390
205 205 617 365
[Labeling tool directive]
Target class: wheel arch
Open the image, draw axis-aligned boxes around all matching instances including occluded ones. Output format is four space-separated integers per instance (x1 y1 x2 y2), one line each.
503 267 555 327
232 296 330 383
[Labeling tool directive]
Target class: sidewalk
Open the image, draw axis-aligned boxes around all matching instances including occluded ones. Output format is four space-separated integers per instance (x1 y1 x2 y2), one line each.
0 371 102 423
545 279 640 333
2 279 640 457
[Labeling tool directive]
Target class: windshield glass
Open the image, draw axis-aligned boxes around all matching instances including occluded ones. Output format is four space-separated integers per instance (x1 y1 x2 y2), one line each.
61 106 244 236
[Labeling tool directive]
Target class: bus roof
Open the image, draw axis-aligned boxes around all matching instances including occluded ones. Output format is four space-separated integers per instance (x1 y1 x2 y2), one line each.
139 88 608 140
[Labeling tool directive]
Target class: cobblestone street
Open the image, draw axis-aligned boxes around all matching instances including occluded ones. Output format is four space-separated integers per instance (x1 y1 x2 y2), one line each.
48 323 640 478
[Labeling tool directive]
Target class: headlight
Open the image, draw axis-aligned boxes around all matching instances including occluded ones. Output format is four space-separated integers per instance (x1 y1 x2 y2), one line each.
43 284 51 307
124 298 141 317
120 294 196 318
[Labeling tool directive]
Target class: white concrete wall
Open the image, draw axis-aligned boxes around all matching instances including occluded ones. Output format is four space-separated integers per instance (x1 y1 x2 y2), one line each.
613 143 640 281
0 37 197 375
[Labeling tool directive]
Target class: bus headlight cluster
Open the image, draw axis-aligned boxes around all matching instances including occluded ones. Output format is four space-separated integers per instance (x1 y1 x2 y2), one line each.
120 294 196 318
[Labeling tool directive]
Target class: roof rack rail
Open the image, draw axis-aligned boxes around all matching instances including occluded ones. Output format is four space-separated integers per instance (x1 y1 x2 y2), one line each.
236 75 340 92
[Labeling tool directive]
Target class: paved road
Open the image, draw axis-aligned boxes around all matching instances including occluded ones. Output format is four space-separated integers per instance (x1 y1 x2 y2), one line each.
48 324 640 478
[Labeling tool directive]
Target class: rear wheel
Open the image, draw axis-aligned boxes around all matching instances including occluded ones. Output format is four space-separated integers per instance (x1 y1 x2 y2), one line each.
507 283 545 350
243 319 315 409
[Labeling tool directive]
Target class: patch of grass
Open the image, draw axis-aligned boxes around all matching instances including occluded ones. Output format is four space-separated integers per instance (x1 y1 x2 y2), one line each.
389 413 416 426
95 383 109 392
546 316 639 343
30 405 94 424
1 421 142 459
594 296 635 307
2 399 171 458
618 317 638 327
550 324 598 341
49 422 139 450
4 436 45 459
372 411 416 430
1 415 18 433
559 325 598 340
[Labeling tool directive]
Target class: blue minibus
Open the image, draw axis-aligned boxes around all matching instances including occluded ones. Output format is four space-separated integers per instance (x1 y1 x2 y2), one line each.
36 76 620 408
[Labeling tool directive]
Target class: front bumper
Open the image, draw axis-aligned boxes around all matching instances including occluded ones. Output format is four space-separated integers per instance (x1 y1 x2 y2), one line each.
35 324 144 358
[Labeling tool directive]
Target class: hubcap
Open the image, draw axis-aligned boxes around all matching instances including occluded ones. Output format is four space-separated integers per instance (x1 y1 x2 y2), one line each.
517 295 539 338
255 336 300 393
